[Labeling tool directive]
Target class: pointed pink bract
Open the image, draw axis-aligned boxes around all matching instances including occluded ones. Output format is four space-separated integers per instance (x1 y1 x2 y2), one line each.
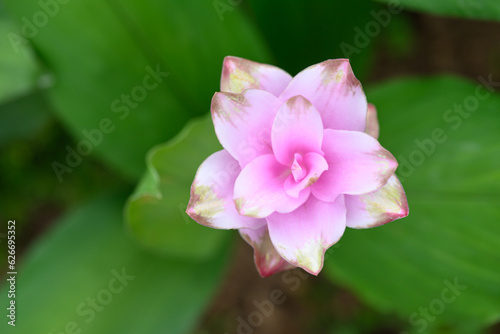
211 89 282 167
266 195 346 275
240 225 294 277
279 59 367 132
271 95 324 165
187 150 265 230
221 56 292 96
312 129 398 202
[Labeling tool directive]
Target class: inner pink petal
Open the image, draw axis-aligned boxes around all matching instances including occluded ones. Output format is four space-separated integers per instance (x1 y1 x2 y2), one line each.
291 153 306 182
284 152 328 198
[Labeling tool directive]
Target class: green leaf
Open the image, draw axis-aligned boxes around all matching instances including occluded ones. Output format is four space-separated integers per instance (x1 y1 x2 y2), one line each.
126 114 228 259
375 0 500 21
3 0 270 179
324 76 500 330
247 0 379 78
0 193 231 334
0 15 40 103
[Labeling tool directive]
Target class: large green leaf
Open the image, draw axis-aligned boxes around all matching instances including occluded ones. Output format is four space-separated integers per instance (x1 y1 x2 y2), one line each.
0 193 231 334
325 76 500 331
126 115 227 259
376 0 500 21
3 0 270 179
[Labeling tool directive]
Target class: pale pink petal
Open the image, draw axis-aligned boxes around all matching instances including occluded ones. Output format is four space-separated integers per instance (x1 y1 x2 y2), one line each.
312 129 398 202
284 152 328 198
234 154 310 218
240 225 294 277
345 174 409 228
271 95 324 165
266 196 346 275
221 56 292 96
211 89 282 167
280 59 367 131
365 103 380 139
187 150 264 229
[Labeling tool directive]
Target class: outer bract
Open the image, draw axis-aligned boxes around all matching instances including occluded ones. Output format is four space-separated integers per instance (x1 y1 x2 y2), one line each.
187 56 409 277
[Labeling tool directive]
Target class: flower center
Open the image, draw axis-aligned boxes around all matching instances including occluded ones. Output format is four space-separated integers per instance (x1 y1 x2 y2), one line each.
291 153 306 182
284 152 329 198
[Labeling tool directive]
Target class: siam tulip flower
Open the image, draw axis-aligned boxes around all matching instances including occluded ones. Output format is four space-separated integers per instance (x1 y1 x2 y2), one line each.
187 56 408 277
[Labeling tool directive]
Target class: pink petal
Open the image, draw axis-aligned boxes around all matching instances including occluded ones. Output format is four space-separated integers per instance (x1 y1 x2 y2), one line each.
312 129 398 202
240 225 294 277
221 56 292 96
266 195 346 275
345 174 409 228
211 89 283 167
284 152 328 198
272 95 324 166
280 59 367 131
365 103 380 139
187 150 264 229
234 154 310 218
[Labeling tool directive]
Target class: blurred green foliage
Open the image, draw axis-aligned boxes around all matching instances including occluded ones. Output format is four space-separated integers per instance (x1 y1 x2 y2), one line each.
246 0 379 77
0 193 232 334
1 0 500 333
376 0 500 21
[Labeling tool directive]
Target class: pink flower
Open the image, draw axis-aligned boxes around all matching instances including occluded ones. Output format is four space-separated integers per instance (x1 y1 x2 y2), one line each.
187 56 409 277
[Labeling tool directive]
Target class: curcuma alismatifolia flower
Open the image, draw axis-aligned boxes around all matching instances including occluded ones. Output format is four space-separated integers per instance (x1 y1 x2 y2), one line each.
187 56 408 277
